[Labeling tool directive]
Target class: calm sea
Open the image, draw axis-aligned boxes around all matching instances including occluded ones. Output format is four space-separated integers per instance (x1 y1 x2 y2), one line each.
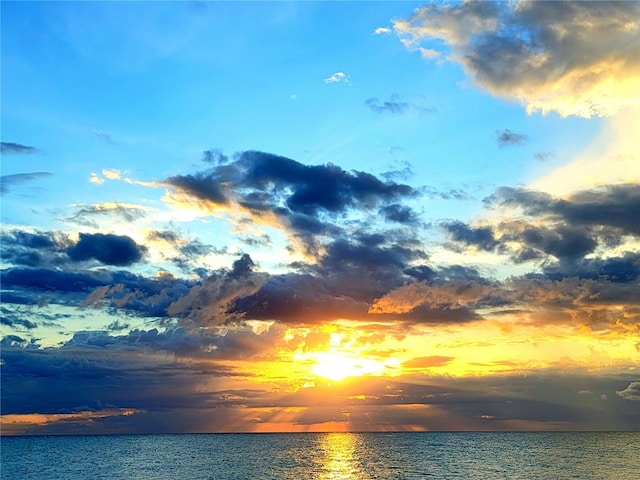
1 432 638 479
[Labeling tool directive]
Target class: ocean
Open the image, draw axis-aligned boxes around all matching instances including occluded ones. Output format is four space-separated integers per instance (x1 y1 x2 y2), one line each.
1 432 638 479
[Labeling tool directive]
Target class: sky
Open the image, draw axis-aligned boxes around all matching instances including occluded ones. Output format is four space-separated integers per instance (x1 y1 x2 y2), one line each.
1 0 639 435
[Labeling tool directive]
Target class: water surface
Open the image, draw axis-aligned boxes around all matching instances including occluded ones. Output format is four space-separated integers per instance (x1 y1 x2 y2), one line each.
2 432 638 479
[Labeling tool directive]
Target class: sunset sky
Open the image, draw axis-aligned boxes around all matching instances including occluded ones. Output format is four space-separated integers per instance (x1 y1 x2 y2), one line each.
1 0 639 435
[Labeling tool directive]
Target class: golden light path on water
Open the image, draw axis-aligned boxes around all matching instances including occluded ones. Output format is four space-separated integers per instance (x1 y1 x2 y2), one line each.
318 433 360 480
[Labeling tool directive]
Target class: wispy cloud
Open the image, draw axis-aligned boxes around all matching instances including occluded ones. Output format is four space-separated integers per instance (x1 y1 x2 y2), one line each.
91 130 115 144
324 72 350 84
496 129 528 147
365 94 436 115
1 142 38 155
0 172 53 195
373 27 391 35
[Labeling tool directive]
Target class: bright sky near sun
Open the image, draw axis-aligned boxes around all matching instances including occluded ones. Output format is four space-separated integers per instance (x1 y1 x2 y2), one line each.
1 1 639 435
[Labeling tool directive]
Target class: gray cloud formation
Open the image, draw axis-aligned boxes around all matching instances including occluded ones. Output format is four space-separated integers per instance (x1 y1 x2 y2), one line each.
365 94 436 115
1 172 53 195
616 382 640 401
394 1 640 117
1 142 38 155
165 150 420 257
66 233 147 266
496 129 527 147
1 230 147 268
446 184 640 265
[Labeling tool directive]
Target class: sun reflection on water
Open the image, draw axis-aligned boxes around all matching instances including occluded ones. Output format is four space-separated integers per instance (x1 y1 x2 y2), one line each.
317 433 361 480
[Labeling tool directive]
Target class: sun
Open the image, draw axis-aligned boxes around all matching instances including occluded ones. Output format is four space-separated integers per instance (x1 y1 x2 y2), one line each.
310 351 365 381
300 333 397 382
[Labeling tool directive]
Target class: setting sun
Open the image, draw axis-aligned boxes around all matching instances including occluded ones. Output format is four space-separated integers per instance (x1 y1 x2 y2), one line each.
295 333 400 382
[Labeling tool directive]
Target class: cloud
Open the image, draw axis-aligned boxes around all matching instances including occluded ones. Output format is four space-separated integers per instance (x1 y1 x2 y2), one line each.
616 382 640 401
404 356 454 368
163 150 419 257
445 184 640 266
1 142 38 155
166 171 229 205
91 130 114 144
67 233 147 266
380 204 419 225
369 280 492 315
394 1 640 117
0 230 72 268
1 172 53 195
365 94 436 115
0 312 38 330
534 151 553 162
89 172 104 184
496 129 528 147
67 202 148 227
444 221 498 252
419 47 440 60
488 184 640 236
167 255 268 326
202 149 229 165
373 27 391 35
324 72 350 84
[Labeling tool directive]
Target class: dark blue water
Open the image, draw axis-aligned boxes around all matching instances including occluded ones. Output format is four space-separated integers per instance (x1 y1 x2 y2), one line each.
2 432 638 479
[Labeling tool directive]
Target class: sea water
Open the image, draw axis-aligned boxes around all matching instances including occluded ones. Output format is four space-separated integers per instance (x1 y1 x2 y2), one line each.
2 432 638 479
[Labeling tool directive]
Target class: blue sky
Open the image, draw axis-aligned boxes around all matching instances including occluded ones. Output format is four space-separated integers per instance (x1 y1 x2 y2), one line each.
1 1 639 434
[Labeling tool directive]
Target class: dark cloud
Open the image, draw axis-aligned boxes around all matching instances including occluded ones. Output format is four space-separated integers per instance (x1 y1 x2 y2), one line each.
181 150 417 216
509 225 597 262
395 1 640 117
0 230 71 268
164 150 419 257
2 267 111 294
0 336 238 420
543 252 640 283
1 142 38 155
231 273 370 324
488 184 640 236
166 171 229 205
444 221 498 251
1 229 149 270
241 151 415 215
0 310 38 330
365 94 436 115
67 233 146 266
496 129 527 147
202 148 229 165
0 172 53 195
446 184 640 265
380 203 419 225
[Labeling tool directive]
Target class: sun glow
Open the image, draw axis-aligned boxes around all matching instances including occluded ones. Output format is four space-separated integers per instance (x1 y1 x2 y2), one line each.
297 333 400 382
